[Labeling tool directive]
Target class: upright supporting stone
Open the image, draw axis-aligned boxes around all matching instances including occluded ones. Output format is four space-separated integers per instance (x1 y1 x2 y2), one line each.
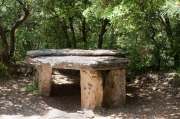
103 69 126 108
37 65 52 96
80 70 103 110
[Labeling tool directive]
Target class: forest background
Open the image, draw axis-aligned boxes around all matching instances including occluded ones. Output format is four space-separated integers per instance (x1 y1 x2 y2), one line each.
0 0 180 75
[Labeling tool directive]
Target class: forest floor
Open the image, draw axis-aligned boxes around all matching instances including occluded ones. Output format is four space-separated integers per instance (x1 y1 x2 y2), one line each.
0 69 180 119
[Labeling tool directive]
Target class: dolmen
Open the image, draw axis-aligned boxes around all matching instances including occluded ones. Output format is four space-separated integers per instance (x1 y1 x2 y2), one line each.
26 49 130 110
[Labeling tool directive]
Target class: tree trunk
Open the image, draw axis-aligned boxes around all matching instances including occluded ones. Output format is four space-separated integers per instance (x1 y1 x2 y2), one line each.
160 16 179 68
61 17 71 48
98 19 109 49
109 28 115 49
82 17 87 45
147 17 162 71
0 25 9 63
156 48 161 71
9 0 29 58
81 0 88 46
164 16 172 37
69 17 76 48
164 17 179 67
174 54 179 67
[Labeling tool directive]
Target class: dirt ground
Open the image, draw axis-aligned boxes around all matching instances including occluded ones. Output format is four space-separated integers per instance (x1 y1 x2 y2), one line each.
0 69 180 119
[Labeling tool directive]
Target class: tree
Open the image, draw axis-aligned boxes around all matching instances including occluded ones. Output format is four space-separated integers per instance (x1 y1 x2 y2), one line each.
161 0 180 67
0 0 29 63
1 0 179 71
10 0 29 57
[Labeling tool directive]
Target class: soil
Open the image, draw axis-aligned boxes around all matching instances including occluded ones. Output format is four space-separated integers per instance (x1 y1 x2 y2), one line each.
0 69 180 119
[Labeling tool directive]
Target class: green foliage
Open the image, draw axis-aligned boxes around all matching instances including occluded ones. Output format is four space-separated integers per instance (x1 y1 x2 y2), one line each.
0 62 16 78
0 61 6 70
25 80 39 94
127 51 150 71
162 0 180 19
0 61 8 78
0 0 180 72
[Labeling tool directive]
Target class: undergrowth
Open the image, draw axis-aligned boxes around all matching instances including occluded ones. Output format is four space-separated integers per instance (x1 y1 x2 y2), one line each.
25 80 39 94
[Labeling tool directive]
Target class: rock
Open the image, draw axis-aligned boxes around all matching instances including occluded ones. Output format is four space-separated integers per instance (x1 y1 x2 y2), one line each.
84 109 95 118
77 111 85 114
46 109 68 118
37 65 52 96
52 69 60 75
103 69 126 108
26 49 127 58
80 70 103 110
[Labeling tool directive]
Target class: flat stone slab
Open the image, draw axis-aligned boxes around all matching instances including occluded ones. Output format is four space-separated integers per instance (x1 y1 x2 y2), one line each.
0 108 95 119
26 49 127 58
26 56 129 70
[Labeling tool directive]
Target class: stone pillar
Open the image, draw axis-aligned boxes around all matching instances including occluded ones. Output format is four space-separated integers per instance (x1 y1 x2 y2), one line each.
37 65 52 96
80 70 103 110
103 69 126 108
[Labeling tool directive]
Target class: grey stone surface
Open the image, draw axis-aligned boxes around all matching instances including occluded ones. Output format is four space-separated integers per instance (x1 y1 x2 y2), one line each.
26 49 127 57
37 65 52 96
80 70 103 110
46 109 94 119
84 109 95 118
103 69 126 108
47 109 68 118
27 56 129 70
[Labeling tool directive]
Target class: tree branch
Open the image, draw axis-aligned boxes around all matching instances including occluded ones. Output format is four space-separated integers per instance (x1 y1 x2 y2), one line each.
9 0 30 57
98 19 109 49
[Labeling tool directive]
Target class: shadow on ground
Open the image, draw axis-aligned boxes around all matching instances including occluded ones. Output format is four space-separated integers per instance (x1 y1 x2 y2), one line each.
0 71 180 119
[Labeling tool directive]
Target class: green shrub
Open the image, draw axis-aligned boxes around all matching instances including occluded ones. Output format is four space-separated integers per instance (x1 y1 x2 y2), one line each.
25 81 39 94
0 61 8 78
0 61 6 69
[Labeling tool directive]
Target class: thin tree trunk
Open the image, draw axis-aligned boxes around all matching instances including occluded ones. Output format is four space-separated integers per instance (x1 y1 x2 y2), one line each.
109 28 114 49
82 17 87 44
174 54 179 67
161 16 179 67
163 16 172 37
156 48 161 71
10 0 29 58
61 18 71 48
49 9 71 48
0 25 9 63
98 19 109 49
147 17 161 71
81 0 88 46
69 17 76 48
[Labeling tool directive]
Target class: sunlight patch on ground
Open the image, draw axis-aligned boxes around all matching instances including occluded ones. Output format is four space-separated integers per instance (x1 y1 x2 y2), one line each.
0 115 41 119
126 93 134 97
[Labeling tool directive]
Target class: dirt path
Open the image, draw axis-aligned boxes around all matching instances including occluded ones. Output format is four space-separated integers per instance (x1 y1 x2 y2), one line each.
0 71 180 119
